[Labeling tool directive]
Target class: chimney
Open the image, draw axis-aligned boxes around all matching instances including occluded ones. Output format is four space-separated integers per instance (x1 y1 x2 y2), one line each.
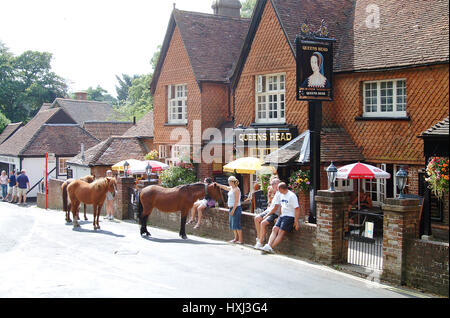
212 0 242 18
74 91 88 101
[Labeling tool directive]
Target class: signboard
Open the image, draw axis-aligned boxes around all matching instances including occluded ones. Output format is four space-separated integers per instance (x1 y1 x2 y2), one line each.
296 39 334 101
66 168 73 179
365 222 374 239
234 126 298 149
47 153 56 165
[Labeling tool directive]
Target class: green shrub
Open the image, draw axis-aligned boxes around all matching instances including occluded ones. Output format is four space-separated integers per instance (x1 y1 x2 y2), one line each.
160 163 197 188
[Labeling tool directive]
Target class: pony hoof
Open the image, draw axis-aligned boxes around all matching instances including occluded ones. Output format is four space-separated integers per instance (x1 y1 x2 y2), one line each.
180 235 188 240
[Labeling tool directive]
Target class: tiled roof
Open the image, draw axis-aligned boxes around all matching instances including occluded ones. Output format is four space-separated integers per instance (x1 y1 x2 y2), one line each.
68 136 149 167
265 127 364 165
52 98 119 125
151 9 250 93
232 0 449 85
421 117 449 137
0 108 61 156
83 121 134 141
21 124 100 157
0 122 23 145
122 111 154 138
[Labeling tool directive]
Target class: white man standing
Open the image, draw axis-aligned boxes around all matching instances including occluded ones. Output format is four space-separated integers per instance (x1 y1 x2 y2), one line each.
16 169 30 205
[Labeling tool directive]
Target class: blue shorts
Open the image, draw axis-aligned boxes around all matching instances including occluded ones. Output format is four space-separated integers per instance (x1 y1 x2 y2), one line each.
229 206 242 230
257 211 278 225
275 216 295 232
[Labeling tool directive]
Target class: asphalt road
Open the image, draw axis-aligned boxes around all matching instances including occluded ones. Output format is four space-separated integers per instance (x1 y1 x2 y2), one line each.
0 202 427 298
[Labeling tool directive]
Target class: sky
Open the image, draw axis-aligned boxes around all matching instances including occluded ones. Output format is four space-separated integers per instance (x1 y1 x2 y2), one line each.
0 0 214 97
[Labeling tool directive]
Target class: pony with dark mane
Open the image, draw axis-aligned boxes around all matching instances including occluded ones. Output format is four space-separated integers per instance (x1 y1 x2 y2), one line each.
61 175 95 223
139 182 224 239
67 177 117 230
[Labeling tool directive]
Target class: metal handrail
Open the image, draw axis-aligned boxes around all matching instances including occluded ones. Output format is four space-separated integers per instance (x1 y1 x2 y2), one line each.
27 167 57 195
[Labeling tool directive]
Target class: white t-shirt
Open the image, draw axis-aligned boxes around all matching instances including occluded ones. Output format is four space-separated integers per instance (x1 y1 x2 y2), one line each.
266 191 281 216
274 190 299 218
0 175 8 185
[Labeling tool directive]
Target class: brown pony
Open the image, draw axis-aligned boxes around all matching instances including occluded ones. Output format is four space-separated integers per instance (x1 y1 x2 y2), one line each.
62 175 95 223
139 182 224 239
67 177 117 230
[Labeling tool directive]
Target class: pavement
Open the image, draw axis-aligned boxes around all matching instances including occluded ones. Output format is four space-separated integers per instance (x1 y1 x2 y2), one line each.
0 201 434 298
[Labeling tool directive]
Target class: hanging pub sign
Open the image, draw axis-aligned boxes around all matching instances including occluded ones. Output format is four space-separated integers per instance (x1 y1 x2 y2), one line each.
296 21 335 101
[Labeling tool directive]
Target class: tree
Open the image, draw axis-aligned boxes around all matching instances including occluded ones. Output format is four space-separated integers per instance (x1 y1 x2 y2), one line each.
0 42 68 123
115 74 140 102
241 0 257 18
0 111 10 133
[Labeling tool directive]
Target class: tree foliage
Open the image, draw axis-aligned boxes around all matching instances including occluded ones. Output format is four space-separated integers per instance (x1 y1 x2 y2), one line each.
0 41 68 123
241 0 257 18
0 111 10 133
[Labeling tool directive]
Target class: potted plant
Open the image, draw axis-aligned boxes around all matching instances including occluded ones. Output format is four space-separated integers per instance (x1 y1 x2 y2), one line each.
160 161 197 188
145 150 159 160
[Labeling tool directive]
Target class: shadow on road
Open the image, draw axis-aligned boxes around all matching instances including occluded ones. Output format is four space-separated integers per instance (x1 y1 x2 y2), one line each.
142 235 226 246
72 227 126 238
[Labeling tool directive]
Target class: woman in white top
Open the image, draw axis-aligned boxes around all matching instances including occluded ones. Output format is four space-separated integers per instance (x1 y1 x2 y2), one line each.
215 176 243 244
1 170 8 200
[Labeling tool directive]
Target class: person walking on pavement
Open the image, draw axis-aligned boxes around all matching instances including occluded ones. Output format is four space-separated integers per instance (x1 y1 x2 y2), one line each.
16 169 30 205
1 170 8 200
5 170 17 203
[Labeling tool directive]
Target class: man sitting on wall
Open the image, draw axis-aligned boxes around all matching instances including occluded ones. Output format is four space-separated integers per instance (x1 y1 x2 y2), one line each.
261 182 300 254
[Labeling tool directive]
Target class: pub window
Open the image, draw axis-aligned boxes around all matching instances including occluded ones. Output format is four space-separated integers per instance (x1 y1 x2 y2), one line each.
58 157 70 176
168 84 187 124
255 74 286 124
249 148 278 159
159 145 169 159
363 79 407 118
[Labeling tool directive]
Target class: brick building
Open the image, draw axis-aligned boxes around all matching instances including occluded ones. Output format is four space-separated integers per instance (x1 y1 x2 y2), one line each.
150 1 250 180
227 0 448 230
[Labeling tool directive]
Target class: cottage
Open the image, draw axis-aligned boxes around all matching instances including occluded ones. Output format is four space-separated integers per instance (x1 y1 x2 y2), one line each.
150 1 250 180
0 107 99 197
228 0 448 221
67 110 155 179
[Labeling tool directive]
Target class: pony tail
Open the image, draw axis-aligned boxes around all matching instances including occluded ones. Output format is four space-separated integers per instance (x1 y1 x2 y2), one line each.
62 183 68 212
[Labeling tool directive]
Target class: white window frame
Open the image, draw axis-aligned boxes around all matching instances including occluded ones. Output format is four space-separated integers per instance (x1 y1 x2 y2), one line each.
255 74 286 124
363 163 387 206
249 147 278 160
158 145 169 159
168 84 188 124
363 79 407 118
58 157 70 176
166 145 191 165
335 179 354 192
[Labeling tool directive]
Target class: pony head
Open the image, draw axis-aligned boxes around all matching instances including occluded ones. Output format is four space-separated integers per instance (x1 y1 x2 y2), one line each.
209 182 225 205
106 177 117 197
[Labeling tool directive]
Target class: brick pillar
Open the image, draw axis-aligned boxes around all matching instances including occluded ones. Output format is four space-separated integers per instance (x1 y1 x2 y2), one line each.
315 190 350 264
115 177 135 220
381 198 420 285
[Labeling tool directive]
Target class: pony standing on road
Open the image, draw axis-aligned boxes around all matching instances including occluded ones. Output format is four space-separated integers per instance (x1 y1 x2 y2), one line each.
138 182 224 239
61 175 95 223
67 177 117 230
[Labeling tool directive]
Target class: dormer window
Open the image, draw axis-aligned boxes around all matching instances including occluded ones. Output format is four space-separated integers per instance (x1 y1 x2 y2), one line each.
255 74 286 124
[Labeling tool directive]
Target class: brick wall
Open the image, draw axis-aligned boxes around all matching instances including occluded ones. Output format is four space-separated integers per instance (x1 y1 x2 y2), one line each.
149 207 317 260
233 0 449 168
405 238 449 296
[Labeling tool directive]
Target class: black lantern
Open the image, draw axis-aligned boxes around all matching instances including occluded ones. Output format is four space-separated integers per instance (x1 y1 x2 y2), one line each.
123 161 130 177
326 162 338 192
396 168 408 199
146 163 152 182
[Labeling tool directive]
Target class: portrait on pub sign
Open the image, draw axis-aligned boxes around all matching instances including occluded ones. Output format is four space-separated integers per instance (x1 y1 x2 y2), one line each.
297 40 333 101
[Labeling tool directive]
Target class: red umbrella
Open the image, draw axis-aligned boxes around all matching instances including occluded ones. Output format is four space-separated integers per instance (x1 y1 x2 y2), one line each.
337 162 391 209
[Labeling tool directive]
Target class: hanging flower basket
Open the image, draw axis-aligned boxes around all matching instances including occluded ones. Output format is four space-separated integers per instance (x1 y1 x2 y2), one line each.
425 157 449 199
289 169 311 194
145 150 159 161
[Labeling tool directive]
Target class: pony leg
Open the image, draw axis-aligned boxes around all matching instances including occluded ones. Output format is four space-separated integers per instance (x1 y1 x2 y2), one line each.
96 205 101 230
84 204 88 221
179 210 189 240
72 202 81 228
66 202 72 223
140 207 153 237
93 205 98 230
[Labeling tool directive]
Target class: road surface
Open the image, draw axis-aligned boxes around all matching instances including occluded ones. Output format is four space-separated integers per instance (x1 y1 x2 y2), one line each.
0 202 428 298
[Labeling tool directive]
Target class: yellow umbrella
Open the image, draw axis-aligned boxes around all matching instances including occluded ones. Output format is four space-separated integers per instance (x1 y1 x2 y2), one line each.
111 159 143 172
223 157 265 174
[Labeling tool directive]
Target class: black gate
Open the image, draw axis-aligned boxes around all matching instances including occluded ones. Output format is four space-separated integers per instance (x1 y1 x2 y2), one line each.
128 188 140 222
345 209 384 270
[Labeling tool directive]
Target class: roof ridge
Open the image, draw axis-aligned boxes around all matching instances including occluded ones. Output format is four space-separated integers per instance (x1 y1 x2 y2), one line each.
174 9 250 22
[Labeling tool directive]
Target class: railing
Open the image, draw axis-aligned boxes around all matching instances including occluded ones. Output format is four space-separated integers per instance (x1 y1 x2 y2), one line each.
28 167 57 195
